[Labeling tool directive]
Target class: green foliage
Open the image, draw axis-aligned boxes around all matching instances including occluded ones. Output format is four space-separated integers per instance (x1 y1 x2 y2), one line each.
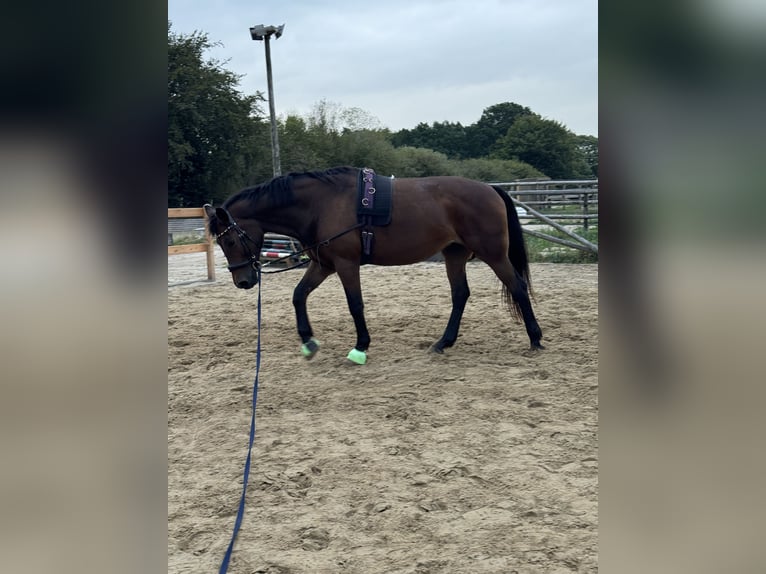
168 22 269 207
465 102 534 158
391 121 469 158
492 114 589 179
169 234 207 245
274 102 548 180
274 106 546 180
337 130 399 175
524 226 599 263
574 134 599 177
391 103 537 160
387 101 596 180
391 147 455 177
452 157 545 182
278 114 323 172
277 101 396 173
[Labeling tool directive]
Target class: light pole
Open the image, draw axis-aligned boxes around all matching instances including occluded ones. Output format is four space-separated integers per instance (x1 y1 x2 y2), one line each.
250 24 285 177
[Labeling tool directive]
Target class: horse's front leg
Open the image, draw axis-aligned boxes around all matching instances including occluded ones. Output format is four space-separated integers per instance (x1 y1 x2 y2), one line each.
292 261 334 359
335 260 370 365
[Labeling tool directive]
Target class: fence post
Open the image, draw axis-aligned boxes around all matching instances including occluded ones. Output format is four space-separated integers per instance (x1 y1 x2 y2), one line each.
201 209 216 281
205 234 216 281
583 192 589 232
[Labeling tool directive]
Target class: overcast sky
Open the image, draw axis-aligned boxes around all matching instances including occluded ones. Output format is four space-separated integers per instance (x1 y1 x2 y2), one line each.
168 0 598 136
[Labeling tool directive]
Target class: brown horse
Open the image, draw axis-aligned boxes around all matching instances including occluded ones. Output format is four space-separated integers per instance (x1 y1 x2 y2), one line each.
205 166 543 364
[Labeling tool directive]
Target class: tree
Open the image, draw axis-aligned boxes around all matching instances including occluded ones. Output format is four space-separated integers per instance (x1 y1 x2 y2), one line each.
391 122 433 150
277 115 399 174
493 115 586 179
391 103 537 159
278 114 323 172
336 129 398 174
574 134 599 177
168 22 268 207
427 121 469 158
275 100 397 172
464 102 534 158
391 121 469 159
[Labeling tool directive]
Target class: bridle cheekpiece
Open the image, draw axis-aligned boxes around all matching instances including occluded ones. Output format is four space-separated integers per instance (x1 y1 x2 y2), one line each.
215 219 261 272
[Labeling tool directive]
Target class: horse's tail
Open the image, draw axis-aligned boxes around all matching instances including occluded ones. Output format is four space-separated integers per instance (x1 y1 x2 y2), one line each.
492 185 533 319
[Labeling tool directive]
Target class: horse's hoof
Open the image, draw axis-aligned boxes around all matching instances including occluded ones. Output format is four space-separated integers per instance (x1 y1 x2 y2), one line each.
346 348 367 365
301 338 320 359
429 345 445 354
530 342 545 351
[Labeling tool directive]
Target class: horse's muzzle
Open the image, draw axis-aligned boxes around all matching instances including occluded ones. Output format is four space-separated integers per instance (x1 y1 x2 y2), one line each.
230 259 261 289
234 279 258 289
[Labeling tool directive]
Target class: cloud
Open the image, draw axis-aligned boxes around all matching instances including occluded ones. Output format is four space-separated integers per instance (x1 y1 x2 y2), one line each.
168 0 598 134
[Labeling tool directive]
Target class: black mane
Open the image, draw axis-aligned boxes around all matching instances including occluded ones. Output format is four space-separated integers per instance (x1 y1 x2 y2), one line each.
226 166 356 209
207 166 357 236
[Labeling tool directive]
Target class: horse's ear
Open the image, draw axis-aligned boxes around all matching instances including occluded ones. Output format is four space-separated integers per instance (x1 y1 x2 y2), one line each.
215 207 234 225
203 204 215 219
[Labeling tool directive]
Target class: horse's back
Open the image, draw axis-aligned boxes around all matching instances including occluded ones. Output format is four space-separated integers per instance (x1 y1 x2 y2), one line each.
369 176 507 265
394 175 505 224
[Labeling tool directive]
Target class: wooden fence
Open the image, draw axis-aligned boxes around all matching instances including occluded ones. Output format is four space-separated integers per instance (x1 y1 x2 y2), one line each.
167 208 216 281
491 179 598 254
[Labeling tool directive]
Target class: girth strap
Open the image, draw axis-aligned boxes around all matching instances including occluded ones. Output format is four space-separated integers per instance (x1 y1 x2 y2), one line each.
357 167 394 264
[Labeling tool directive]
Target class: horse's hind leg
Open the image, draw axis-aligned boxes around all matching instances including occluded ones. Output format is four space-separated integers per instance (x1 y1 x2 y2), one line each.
431 244 472 354
485 257 544 350
293 261 335 358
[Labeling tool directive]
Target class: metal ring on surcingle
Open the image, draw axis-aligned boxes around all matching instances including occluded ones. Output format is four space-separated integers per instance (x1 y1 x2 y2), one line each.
368 187 376 194
361 198 369 206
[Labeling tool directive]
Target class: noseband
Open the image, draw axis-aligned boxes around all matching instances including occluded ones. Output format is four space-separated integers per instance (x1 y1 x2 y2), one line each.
215 221 261 272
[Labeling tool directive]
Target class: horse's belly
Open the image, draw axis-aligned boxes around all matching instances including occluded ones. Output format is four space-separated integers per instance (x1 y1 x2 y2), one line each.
371 249 442 266
368 229 457 265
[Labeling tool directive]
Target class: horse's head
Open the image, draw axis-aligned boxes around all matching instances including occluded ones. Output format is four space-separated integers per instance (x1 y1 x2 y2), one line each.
204 204 264 289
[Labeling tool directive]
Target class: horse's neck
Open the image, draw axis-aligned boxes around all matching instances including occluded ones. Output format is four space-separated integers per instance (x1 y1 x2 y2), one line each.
251 201 312 240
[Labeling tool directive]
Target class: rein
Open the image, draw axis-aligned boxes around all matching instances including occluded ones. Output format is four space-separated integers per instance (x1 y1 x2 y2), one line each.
216 219 365 274
263 222 364 272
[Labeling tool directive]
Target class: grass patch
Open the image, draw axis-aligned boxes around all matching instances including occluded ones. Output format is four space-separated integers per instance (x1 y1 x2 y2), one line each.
170 234 208 246
524 226 598 264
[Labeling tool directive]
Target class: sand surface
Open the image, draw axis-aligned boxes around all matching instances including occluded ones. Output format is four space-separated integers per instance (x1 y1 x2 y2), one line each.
168 254 598 573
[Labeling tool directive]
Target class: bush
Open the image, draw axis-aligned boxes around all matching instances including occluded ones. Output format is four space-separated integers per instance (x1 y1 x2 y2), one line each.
391 146 455 177
452 157 545 182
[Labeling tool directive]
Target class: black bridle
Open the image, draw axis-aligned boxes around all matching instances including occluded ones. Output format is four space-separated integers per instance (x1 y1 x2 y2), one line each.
215 222 262 272
215 215 367 274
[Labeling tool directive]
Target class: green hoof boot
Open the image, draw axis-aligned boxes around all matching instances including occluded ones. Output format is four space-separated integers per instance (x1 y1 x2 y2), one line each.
301 338 320 359
346 348 367 365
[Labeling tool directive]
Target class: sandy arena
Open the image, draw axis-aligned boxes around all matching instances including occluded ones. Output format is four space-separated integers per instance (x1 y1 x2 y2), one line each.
168 251 598 573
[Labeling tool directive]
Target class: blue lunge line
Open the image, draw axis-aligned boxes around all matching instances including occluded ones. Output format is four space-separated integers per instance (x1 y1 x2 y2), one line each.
219 271 262 574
